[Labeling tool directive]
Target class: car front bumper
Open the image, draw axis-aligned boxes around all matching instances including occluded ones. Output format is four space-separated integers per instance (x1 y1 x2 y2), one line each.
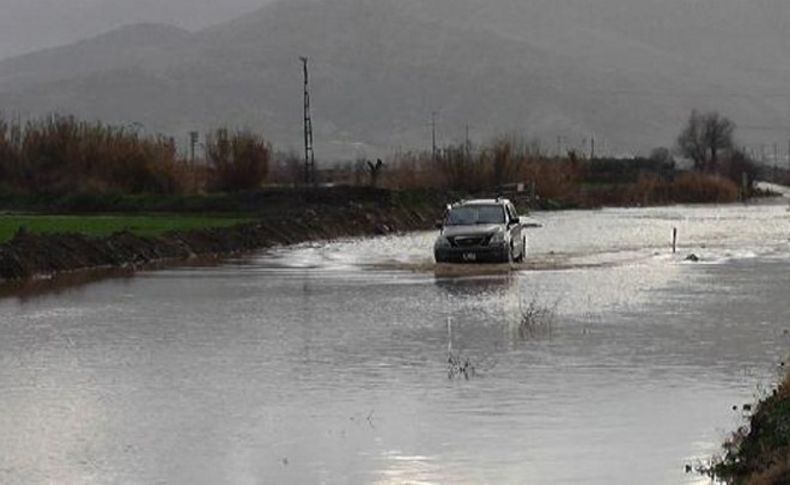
434 244 509 264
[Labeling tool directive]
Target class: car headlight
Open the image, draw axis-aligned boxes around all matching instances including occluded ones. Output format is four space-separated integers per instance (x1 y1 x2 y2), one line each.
490 228 507 244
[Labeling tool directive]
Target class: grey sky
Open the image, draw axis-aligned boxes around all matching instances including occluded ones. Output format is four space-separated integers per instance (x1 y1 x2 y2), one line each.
0 0 273 60
1 0 788 157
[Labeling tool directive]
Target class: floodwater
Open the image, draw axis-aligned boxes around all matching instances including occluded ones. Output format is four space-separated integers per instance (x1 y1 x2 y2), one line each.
2 200 790 484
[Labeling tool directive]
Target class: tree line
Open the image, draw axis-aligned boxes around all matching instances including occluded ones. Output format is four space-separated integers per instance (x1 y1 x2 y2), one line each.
0 110 762 204
0 115 270 196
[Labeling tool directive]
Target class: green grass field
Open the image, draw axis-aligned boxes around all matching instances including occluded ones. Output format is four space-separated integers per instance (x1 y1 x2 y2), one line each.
0 214 253 243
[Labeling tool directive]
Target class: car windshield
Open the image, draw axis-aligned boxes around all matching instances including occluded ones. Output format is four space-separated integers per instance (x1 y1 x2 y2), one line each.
445 205 505 225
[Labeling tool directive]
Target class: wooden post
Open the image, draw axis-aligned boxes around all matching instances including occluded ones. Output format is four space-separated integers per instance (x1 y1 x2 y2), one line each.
672 227 678 254
447 317 453 354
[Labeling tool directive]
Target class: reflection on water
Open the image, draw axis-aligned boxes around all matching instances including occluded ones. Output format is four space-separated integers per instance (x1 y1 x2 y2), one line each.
0 267 137 301
1 202 789 484
433 273 516 296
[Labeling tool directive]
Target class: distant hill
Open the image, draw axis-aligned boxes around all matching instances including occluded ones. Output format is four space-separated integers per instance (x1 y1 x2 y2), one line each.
0 0 272 60
0 24 192 91
1 0 788 160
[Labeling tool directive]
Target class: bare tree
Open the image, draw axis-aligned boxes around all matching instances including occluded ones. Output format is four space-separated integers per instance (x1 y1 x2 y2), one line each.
702 111 735 171
677 110 735 172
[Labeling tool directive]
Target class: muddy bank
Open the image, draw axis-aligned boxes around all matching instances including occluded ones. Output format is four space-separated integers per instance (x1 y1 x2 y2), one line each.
707 371 790 484
0 198 440 282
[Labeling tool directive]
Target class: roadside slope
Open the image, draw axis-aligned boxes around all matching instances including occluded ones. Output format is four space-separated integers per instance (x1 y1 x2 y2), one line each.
0 192 441 281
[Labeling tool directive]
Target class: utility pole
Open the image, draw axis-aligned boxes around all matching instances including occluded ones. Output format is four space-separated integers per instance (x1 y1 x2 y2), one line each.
590 136 595 159
465 123 471 161
189 131 199 164
773 142 779 182
188 131 199 192
774 143 779 166
431 112 438 161
300 56 315 186
556 136 562 158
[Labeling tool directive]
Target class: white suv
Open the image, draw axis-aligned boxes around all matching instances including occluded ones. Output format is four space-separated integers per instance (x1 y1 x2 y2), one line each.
433 198 528 264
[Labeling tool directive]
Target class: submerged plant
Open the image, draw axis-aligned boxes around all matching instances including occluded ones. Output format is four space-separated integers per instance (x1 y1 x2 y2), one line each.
446 317 476 380
515 296 557 340
447 352 476 380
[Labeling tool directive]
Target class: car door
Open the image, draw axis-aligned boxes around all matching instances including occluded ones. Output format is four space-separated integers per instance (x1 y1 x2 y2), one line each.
506 203 523 255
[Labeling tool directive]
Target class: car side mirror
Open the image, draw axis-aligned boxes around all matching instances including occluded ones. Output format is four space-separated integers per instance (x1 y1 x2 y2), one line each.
519 216 542 228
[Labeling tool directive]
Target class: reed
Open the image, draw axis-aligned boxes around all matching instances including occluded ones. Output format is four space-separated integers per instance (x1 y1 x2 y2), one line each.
204 129 271 192
0 114 185 195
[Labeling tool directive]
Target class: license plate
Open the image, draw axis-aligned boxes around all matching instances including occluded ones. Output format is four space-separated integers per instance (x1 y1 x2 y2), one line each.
462 252 477 262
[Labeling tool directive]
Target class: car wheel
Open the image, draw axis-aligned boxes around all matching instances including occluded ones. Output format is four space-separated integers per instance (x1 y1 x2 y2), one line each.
514 236 526 263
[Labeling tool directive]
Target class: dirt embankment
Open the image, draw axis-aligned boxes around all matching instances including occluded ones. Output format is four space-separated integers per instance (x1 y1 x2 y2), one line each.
0 192 442 282
708 371 790 484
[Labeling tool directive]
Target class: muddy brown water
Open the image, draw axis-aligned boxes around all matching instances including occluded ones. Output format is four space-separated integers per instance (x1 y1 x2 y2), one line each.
1 201 790 484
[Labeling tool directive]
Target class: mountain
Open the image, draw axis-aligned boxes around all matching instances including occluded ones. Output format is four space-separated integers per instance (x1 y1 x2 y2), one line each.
0 24 191 91
1 0 788 159
0 0 273 60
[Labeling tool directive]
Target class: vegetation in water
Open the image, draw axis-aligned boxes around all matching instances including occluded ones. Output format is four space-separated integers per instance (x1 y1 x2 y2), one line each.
516 297 557 340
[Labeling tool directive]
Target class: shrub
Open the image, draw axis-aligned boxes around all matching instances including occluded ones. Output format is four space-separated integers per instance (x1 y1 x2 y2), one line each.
667 172 738 203
708 371 790 483
205 129 270 192
0 114 185 195
383 138 541 192
381 151 444 190
525 158 582 200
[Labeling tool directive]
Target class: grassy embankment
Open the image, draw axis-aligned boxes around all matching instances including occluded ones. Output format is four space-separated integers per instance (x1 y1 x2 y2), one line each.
0 186 448 244
708 372 790 484
0 214 252 243
0 188 443 282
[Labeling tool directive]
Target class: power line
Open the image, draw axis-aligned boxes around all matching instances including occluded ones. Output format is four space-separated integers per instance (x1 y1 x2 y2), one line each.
586 88 790 101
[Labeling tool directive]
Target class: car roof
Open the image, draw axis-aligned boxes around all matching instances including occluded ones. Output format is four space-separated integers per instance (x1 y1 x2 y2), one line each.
454 198 510 207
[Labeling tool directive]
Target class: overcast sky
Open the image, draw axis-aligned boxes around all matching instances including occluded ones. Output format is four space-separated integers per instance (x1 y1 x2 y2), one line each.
0 0 273 60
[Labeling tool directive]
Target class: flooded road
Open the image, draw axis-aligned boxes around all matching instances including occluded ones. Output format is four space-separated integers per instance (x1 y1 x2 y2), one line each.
2 201 790 484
